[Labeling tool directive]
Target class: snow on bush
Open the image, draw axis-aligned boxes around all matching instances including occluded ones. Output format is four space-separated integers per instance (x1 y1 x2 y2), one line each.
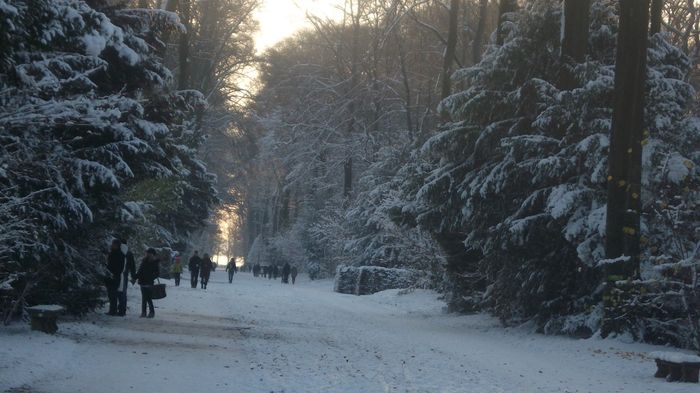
334 265 423 296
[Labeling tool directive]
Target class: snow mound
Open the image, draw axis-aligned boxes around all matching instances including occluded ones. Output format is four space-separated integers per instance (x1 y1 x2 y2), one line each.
649 351 700 363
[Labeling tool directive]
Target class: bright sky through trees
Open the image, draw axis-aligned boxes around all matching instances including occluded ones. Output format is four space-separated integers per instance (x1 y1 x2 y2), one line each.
253 0 345 54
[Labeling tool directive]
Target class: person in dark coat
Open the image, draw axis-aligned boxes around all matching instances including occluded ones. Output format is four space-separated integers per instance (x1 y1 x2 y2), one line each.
226 257 237 283
200 253 212 289
253 263 260 277
290 265 298 285
105 239 136 316
272 265 279 280
188 251 201 288
134 248 160 318
281 262 291 284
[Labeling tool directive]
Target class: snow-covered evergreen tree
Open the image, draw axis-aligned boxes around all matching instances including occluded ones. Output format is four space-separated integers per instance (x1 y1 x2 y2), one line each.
0 0 216 314
398 0 700 341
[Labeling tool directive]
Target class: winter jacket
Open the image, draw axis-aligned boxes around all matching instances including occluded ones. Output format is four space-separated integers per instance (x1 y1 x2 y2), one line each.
172 256 183 273
200 258 212 279
136 257 160 286
106 250 124 286
106 248 136 290
188 256 201 272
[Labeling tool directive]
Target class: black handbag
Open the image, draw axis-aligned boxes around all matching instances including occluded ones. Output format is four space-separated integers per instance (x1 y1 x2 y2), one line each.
152 278 167 299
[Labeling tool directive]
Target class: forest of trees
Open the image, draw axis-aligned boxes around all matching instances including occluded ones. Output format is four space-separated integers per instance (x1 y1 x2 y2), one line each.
0 0 257 315
1 0 700 351
242 0 700 349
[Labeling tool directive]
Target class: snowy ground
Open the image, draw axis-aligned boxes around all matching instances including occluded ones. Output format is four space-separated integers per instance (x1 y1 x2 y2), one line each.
1 271 698 393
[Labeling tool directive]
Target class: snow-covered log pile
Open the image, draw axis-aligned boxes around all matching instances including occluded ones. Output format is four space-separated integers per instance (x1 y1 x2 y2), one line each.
334 265 422 295
333 265 361 294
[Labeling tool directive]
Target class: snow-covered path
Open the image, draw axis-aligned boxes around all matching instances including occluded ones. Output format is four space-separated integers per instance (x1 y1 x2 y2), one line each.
1 271 697 393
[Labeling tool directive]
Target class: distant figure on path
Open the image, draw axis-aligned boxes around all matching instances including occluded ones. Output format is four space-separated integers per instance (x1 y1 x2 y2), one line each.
172 252 183 286
262 265 268 278
200 253 212 289
226 257 237 283
272 265 279 280
253 264 260 277
281 262 290 284
105 238 136 316
134 248 160 318
188 251 201 288
291 266 298 285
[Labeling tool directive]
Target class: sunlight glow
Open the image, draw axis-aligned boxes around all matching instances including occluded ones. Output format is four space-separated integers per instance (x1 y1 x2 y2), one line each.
253 0 346 54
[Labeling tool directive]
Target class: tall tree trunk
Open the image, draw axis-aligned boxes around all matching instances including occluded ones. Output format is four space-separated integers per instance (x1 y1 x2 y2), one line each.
472 0 489 64
177 0 191 90
650 0 663 35
496 0 517 45
161 0 177 11
441 0 460 100
398 35 414 138
558 0 590 90
344 0 362 198
605 0 650 278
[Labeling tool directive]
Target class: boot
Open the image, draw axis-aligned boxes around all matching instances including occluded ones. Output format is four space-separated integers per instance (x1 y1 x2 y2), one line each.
147 311 154 318
140 312 146 318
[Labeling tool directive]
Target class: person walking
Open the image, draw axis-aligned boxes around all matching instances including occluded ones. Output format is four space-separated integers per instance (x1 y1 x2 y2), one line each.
253 264 260 277
172 252 183 287
226 257 237 283
200 253 212 289
134 248 160 318
188 251 201 288
272 265 279 280
290 265 298 285
281 262 290 284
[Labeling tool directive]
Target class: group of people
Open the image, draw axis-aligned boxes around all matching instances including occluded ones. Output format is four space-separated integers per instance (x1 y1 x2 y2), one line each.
104 239 160 318
187 251 216 289
105 241 300 318
251 262 298 284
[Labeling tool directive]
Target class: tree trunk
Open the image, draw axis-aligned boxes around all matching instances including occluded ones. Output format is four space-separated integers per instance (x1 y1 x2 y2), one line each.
343 158 353 198
441 0 460 100
398 35 414 138
472 0 489 64
496 0 517 45
558 0 590 90
161 0 177 11
344 0 362 198
605 0 649 278
650 0 663 35
177 0 190 90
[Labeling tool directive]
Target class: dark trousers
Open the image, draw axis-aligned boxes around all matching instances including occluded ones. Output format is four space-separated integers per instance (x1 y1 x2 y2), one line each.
291 275 297 284
140 286 154 315
107 283 118 314
228 270 234 283
173 273 181 286
190 271 199 288
107 284 127 315
200 276 209 289
117 290 127 315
